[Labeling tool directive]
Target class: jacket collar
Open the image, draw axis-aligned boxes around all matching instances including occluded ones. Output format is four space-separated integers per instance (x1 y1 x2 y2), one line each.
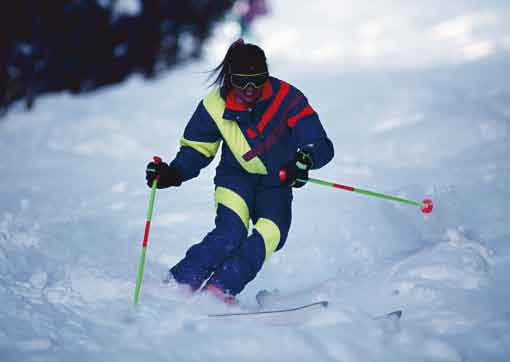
223 80 274 112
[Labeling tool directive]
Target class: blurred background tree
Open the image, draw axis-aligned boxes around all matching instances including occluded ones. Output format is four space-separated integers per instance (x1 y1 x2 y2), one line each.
233 0 268 38
0 0 236 116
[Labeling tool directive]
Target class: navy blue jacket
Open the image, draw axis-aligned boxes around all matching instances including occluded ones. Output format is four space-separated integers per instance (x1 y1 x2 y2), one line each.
170 76 334 186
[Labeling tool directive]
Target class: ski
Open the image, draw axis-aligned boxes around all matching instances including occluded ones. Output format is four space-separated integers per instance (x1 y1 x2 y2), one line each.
207 300 329 318
254 289 403 321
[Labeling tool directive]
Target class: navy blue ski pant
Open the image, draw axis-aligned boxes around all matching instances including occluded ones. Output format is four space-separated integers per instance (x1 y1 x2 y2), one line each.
170 173 292 296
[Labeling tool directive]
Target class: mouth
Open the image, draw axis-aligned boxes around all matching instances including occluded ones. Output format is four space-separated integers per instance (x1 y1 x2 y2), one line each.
234 85 262 104
243 88 256 97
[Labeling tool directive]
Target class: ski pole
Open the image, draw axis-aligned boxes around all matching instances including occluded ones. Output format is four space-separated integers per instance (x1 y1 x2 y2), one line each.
133 156 162 305
279 170 433 214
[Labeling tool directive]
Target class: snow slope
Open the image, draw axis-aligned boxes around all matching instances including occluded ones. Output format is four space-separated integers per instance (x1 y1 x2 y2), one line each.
1 1 510 361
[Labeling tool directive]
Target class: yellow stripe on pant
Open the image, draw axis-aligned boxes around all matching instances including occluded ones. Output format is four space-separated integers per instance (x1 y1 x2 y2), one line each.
214 187 250 230
214 186 281 261
254 218 281 261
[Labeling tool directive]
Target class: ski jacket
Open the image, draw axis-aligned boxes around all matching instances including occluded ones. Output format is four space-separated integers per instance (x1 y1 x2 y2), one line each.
170 76 334 186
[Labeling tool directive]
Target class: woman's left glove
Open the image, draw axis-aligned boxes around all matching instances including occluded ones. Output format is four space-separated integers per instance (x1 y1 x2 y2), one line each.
280 151 313 188
145 161 183 189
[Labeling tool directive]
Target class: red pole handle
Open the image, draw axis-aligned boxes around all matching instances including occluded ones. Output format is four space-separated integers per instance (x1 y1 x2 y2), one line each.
279 168 288 182
153 156 162 180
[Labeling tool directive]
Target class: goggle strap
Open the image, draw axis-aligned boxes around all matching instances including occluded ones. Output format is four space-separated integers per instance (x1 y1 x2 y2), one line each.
231 72 268 77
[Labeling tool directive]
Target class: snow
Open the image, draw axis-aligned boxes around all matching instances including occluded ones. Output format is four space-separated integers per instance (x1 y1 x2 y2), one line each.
2 1 510 361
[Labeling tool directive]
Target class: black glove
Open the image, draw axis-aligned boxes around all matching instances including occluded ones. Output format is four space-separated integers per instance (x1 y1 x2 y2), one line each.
280 151 313 188
145 161 183 189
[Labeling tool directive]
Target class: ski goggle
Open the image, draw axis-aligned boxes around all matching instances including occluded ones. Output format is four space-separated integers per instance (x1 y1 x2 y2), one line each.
230 72 268 89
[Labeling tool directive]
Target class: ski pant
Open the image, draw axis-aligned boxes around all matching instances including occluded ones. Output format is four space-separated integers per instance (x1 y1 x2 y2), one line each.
170 173 292 296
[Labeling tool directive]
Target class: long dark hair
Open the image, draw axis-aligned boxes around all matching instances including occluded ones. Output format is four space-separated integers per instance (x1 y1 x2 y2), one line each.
208 39 268 91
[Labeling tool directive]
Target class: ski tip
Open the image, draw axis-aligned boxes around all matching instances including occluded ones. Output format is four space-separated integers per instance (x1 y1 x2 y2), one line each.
389 310 403 319
374 309 403 320
320 301 329 308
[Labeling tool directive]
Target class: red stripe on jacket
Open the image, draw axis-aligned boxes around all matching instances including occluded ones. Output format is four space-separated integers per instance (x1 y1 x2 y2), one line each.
287 105 315 128
243 94 304 161
246 128 257 139
257 81 290 133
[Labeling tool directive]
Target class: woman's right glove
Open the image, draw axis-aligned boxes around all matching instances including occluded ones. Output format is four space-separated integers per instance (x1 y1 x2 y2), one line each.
145 161 183 189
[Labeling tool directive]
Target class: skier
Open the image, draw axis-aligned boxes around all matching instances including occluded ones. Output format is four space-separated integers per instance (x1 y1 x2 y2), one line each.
145 39 334 303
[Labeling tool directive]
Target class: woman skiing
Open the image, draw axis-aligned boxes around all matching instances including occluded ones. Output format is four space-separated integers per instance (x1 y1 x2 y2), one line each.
145 39 334 303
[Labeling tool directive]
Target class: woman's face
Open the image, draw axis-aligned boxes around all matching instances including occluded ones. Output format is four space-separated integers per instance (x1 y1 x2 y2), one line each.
233 84 263 106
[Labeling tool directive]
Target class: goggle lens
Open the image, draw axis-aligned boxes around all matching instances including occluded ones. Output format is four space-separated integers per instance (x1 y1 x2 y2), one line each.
230 73 268 89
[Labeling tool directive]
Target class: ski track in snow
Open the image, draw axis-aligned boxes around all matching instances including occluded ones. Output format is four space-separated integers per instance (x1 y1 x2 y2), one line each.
2 3 510 361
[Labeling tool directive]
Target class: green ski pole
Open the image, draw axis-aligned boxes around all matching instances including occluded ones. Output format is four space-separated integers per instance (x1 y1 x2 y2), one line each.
134 156 162 305
279 169 433 214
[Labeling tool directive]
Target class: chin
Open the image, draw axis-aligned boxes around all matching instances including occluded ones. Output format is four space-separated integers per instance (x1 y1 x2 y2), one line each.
240 95 256 104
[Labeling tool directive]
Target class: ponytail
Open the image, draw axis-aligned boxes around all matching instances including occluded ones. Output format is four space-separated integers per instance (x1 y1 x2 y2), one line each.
208 39 245 90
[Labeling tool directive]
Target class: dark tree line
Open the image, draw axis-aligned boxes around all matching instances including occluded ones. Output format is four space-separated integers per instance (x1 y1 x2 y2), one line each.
0 0 235 115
